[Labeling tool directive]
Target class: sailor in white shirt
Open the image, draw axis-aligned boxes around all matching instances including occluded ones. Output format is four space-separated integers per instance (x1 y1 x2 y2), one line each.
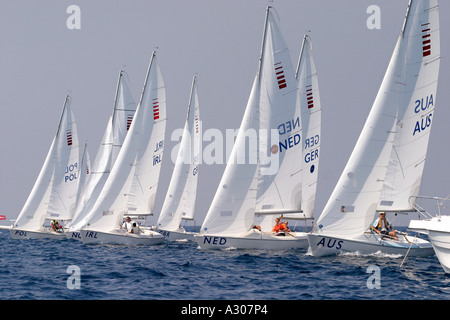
122 216 134 232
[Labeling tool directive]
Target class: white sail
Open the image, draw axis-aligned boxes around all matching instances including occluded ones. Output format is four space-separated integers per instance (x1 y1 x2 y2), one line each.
82 52 166 233
255 8 300 222
296 35 322 219
379 0 440 212
314 0 439 239
75 142 91 210
68 71 136 229
157 76 201 231
111 71 137 164
264 34 323 222
14 96 81 230
200 76 259 236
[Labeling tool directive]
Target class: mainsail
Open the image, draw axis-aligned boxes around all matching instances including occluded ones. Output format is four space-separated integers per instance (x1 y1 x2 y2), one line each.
81 52 166 233
297 35 322 219
378 0 440 212
68 71 136 229
315 0 440 238
157 76 201 231
255 8 300 218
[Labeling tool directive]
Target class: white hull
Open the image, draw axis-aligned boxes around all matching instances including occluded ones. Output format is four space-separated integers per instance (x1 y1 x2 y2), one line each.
80 228 165 245
10 227 67 240
307 232 434 257
428 230 450 273
409 216 450 273
195 230 309 250
157 228 197 242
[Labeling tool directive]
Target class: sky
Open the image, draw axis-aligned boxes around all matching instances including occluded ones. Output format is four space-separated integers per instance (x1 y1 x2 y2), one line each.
0 0 448 228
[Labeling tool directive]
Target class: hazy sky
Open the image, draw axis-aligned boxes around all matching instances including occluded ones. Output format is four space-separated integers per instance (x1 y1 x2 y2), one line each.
0 0 448 228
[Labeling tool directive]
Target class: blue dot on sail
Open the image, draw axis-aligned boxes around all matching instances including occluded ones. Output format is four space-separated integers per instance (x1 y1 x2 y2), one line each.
310 165 315 173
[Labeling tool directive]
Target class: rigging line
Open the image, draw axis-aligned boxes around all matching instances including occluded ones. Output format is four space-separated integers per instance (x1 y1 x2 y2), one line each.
273 180 285 208
400 234 415 269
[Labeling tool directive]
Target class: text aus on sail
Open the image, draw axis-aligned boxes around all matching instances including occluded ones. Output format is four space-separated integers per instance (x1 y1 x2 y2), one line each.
413 94 434 136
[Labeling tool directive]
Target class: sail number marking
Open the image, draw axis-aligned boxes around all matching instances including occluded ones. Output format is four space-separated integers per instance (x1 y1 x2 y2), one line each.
413 94 433 136
316 237 343 250
65 162 78 183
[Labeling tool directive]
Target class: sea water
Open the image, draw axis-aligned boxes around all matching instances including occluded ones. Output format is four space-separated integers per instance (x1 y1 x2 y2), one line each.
0 228 449 301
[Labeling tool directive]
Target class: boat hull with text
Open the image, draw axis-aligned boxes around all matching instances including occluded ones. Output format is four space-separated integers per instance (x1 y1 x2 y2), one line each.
81 228 165 245
307 232 434 257
10 227 67 240
195 230 308 250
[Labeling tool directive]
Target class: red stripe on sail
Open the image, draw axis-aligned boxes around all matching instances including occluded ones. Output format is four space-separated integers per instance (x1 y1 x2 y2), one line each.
306 85 314 109
127 115 133 131
422 26 432 58
66 131 72 146
274 62 287 90
153 98 160 120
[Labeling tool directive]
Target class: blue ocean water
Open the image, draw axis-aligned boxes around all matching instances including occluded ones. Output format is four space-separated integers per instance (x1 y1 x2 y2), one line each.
0 228 449 301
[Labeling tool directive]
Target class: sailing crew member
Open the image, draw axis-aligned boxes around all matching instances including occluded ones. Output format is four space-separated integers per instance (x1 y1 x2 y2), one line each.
51 220 63 233
370 212 398 240
122 216 134 233
131 222 142 234
272 217 287 236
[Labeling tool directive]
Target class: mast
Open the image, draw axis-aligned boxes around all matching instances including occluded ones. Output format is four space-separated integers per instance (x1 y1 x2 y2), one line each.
295 35 309 79
110 71 123 127
138 51 156 107
55 95 71 138
401 0 413 36
257 6 271 83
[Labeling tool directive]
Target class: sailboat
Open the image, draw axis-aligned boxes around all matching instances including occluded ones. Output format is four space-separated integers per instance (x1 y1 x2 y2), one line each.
307 0 439 257
66 70 137 240
195 6 321 250
9 95 82 239
156 76 201 241
409 197 450 273
79 51 166 245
